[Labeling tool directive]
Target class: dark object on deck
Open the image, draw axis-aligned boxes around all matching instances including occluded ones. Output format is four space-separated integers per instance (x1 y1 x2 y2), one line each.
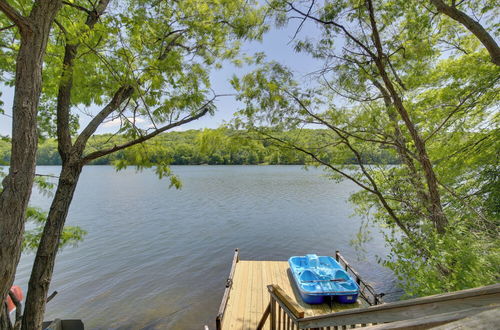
42 319 84 330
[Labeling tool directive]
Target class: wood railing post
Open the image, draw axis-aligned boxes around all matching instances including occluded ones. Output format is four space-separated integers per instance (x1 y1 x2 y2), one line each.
257 302 272 330
334 250 384 306
270 294 276 330
215 314 222 330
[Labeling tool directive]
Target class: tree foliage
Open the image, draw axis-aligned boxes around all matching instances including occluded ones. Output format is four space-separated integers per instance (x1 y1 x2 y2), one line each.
0 170 85 253
234 0 499 296
1 0 267 328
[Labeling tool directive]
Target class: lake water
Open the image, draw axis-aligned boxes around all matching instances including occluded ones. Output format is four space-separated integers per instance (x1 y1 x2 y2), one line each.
15 166 397 329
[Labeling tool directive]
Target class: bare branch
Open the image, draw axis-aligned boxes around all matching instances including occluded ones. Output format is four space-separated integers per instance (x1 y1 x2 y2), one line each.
289 0 314 43
35 174 59 179
286 1 376 58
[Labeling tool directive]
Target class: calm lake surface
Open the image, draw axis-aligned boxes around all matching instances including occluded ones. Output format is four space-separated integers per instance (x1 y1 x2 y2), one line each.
16 166 397 329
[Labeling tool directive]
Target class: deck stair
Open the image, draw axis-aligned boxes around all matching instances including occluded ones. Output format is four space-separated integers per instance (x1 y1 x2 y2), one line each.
215 249 500 329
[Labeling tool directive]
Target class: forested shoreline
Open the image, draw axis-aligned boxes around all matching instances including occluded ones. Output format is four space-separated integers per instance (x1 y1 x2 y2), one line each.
0 129 400 166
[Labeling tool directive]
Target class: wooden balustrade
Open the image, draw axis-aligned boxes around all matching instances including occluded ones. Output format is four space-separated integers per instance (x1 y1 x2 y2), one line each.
257 283 499 329
215 250 498 329
335 251 382 306
257 285 303 330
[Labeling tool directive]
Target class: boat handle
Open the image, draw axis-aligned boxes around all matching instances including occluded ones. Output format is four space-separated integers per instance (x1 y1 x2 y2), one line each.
302 279 347 283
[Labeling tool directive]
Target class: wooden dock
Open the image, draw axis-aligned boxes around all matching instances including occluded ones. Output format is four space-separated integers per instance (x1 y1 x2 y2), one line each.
214 249 500 330
222 260 366 329
216 250 377 330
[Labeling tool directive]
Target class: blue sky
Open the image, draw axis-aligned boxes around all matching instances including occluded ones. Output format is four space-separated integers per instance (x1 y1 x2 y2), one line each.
0 16 323 136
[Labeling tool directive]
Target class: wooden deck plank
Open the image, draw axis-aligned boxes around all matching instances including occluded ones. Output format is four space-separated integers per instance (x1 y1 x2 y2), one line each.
230 260 248 330
256 261 265 329
222 264 235 329
250 261 260 329
222 260 365 329
238 261 249 328
245 261 254 329
247 262 254 330
261 260 270 330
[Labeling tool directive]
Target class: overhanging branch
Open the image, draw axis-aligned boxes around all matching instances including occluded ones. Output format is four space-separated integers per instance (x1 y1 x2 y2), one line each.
429 0 500 65
81 98 214 163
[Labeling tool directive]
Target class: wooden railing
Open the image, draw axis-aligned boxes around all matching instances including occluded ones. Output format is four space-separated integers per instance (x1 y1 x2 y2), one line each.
257 285 304 330
335 251 382 306
215 249 239 330
258 283 500 329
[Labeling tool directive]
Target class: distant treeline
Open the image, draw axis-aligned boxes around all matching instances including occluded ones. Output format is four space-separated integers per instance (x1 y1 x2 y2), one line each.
0 129 400 166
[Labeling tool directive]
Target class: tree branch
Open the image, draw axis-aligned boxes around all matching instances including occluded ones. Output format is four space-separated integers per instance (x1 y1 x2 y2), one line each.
259 128 417 241
0 23 14 31
438 180 490 225
55 0 110 161
62 1 91 14
286 89 418 238
289 0 314 43
284 89 393 146
73 85 135 154
429 0 500 65
286 1 376 58
366 0 448 233
0 0 30 33
81 98 214 163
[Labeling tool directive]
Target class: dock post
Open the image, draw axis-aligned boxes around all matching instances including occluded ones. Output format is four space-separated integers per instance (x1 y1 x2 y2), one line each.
270 295 276 330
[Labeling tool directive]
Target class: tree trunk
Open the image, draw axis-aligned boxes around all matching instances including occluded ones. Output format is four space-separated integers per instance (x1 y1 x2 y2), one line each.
1 301 12 330
0 0 62 318
377 65 448 234
373 80 432 214
366 0 448 234
429 0 500 66
21 160 83 330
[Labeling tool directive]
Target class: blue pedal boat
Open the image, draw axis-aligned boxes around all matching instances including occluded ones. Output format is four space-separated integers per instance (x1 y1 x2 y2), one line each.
289 254 359 304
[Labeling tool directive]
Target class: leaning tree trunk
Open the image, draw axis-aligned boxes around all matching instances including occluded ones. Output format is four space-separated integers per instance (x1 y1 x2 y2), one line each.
378 68 448 234
429 0 500 66
373 80 432 215
0 0 62 319
21 160 83 330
